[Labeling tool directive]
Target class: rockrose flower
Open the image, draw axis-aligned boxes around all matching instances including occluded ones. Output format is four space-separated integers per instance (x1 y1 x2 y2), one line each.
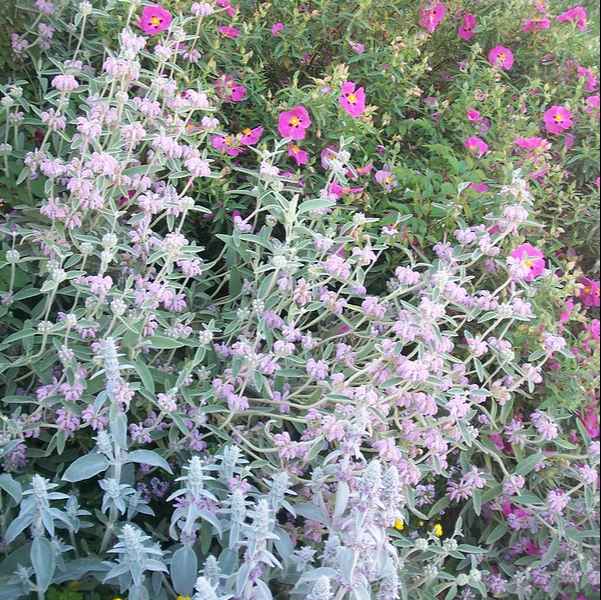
488 46 514 70
419 2 447 33
556 5 588 32
509 243 546 281
218 25 241 39
278 105 312 141
543 105 573 134
466 108 482 122
138 5 172 36
339 81 366 118
522 17 551 33
271 22 285 36
464 136 489 157
288 144 309 166
374 169 397 191
458 14 477 40
215 75 247 102
579 277 601 307
585 95 600 116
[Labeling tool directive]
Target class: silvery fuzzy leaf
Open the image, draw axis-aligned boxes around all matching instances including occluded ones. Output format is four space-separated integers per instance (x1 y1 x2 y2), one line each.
126 449 173 474
170 545 197 596
293 502 329 525
333 481 350 518
254 579 273 600
31 537 56 593
103 562 129 583
5 512 34 544
235 562 252 596
0 474 22 504
62 452 110 482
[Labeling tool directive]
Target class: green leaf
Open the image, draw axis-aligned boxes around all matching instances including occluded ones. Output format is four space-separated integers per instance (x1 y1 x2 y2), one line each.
147 336 185 349
486 523 508 545
133 360 155 394
514 452 544 476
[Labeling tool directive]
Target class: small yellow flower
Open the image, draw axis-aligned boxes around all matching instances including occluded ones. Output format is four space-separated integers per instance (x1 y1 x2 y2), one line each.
433 523 444 538
177 596 191 600
393 518 405 531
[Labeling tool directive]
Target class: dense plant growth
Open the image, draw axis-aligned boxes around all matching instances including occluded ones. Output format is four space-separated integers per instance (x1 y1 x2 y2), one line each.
0 1 599 599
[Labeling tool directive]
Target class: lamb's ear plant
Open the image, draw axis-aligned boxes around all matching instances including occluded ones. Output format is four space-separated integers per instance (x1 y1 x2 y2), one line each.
0 1 599 599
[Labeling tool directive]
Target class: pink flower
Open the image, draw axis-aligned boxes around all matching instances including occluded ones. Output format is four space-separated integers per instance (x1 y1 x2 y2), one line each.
556 6 587 32
215 75 247 102
350 40 365 54
510 243 546 281
585 95 600 117
138 5 172 36
522 17 551 33
217 0 237 17
458 13 477 40
51 74 79 92
579 404 600 438
288 144 309 166
211 134 243 157
218 25 240 39
374 169 397 191
271 22 285 36
464 136 489 157
560 298 575 324
339 81 366 118
466 108 482 122
543 105 573 134
488 46 514 70
278 105 312 140
419 2 447 33
578 277 601 307
576 65 598 92
239 126 263 146
469 182 489 193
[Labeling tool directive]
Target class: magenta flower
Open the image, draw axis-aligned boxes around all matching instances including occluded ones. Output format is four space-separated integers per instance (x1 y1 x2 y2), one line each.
576 65 598 92
556 5 588 31
579 404 600 438
418 2 447 33
464 136 489 157
215 75 247 102
510 243 546 281
579 277 601 307
271 22 285 36
349 40 365 54
543 105 573 134
339 81 366 118
522 17 551 33
514 136 550 153
466 108 482 122
469 182 489 193
218 25 241 39
585 94 600 116
278 105 312 140
239 126 263 146
488 46 514 70
138 4 172 36
288 144 309 166
211 134 243 157
374 170 397 191
458 13 477 40
217 0 237 17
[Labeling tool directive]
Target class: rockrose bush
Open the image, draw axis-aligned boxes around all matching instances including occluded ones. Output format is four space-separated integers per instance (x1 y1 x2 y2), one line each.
0 2 599 600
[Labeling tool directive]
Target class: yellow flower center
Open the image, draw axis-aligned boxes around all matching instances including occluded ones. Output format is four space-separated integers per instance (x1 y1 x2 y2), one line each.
225 135 235 146
522 258 535 269
289 116 301 127
433 523 444 537
554 114 564 123
394 518 405 531
347 93 358 104
242 128 252 136
150 16 162 27
291 145 301 154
